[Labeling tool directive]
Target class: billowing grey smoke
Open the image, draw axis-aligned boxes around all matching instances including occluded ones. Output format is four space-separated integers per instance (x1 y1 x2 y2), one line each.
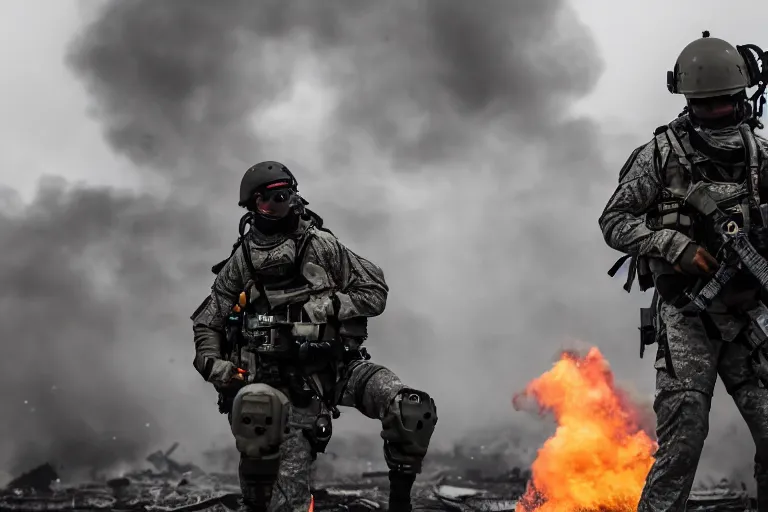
0 178 216 479
5 0 683 484
67 1 599 176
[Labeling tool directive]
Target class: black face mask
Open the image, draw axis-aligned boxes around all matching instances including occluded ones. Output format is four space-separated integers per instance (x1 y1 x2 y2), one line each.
688 93 750 129
251 211 299 235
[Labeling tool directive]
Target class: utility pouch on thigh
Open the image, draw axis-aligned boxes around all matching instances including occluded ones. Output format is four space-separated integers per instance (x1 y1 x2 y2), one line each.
637 255 654 291
298 399 333 456
303 414 333 455
640 307 655 358
639 291 659 358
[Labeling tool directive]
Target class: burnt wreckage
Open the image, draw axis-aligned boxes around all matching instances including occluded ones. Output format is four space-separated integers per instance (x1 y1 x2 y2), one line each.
0 443 755 512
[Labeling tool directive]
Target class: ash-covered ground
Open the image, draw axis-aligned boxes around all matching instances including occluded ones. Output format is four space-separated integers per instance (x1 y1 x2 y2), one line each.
0 435 755 512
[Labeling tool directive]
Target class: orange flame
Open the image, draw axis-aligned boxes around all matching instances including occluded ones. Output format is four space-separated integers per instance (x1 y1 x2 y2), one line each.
513 347 656 512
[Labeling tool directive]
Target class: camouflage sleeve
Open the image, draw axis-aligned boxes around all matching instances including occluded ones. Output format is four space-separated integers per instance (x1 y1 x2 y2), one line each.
190 245 247 380
310 231 388 321
754 133 768 184
598 139 692 263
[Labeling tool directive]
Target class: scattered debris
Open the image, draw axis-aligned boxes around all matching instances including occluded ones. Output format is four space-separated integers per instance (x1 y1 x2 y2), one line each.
145 443 203 479
4 463 59 494
0 446 757 511
686 486 754 511
107 477 130 489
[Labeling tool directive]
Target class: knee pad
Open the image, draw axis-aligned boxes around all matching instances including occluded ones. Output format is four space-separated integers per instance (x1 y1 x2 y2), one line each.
380 388 437 474
231 384 290 459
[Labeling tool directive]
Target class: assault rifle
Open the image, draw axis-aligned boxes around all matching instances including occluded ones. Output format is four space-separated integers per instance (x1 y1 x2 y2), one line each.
681 182 768 385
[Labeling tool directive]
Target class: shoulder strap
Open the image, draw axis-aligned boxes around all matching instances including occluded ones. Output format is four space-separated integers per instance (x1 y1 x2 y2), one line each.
739 123 761 207
211 213 255 275
293 228 316 275
664 126 695 179
240 236 257 276
238 235 271 314
649 126 679 186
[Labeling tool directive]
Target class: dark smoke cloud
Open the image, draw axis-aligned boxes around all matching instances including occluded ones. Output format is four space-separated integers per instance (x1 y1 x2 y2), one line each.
0 177 216 478
3 0 643 481
67 0 600 177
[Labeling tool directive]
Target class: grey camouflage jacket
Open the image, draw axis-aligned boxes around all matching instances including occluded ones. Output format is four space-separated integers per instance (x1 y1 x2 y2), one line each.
190 219 388 381
599 116 768 264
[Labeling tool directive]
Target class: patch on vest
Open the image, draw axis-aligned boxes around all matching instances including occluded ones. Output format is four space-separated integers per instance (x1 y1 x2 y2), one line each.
249 239 298 283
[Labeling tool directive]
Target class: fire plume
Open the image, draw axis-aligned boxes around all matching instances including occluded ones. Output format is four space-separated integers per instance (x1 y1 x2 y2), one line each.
513 347 656 512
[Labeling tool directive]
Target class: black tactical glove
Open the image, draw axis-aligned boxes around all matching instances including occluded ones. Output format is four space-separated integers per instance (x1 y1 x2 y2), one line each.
339 317 368 342
674 243 718 276
206 359 243 388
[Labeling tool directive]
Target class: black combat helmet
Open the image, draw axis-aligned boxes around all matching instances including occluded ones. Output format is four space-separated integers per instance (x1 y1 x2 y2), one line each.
238 161 298 207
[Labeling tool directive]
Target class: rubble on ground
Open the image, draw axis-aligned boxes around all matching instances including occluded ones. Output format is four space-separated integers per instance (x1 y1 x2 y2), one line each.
0 444 755 511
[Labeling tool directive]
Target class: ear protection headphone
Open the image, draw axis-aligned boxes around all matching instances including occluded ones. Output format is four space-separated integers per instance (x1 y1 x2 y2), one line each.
736 43 768 88
736 43 768 120
666 63 680 94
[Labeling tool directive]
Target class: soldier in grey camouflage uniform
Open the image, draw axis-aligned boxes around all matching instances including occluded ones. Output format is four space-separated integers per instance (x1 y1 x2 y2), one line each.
191 161 437 512
599 33 768 511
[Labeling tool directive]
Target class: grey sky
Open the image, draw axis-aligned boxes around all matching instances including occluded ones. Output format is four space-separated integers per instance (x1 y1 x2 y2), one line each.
0 0 766 489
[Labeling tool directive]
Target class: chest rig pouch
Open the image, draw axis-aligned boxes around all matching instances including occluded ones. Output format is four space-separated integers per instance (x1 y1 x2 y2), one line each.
653 124 758 305
237 228 332 361
651 124 754 247
237 228 356 418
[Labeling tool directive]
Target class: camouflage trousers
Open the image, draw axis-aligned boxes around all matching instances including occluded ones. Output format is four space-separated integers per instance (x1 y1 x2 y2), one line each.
638 301 768 512
238 359 406 512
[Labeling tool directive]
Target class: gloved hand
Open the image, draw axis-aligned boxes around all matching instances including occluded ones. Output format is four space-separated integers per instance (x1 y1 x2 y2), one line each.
207 359 243 388
674 243 718 276
339 317 368 340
